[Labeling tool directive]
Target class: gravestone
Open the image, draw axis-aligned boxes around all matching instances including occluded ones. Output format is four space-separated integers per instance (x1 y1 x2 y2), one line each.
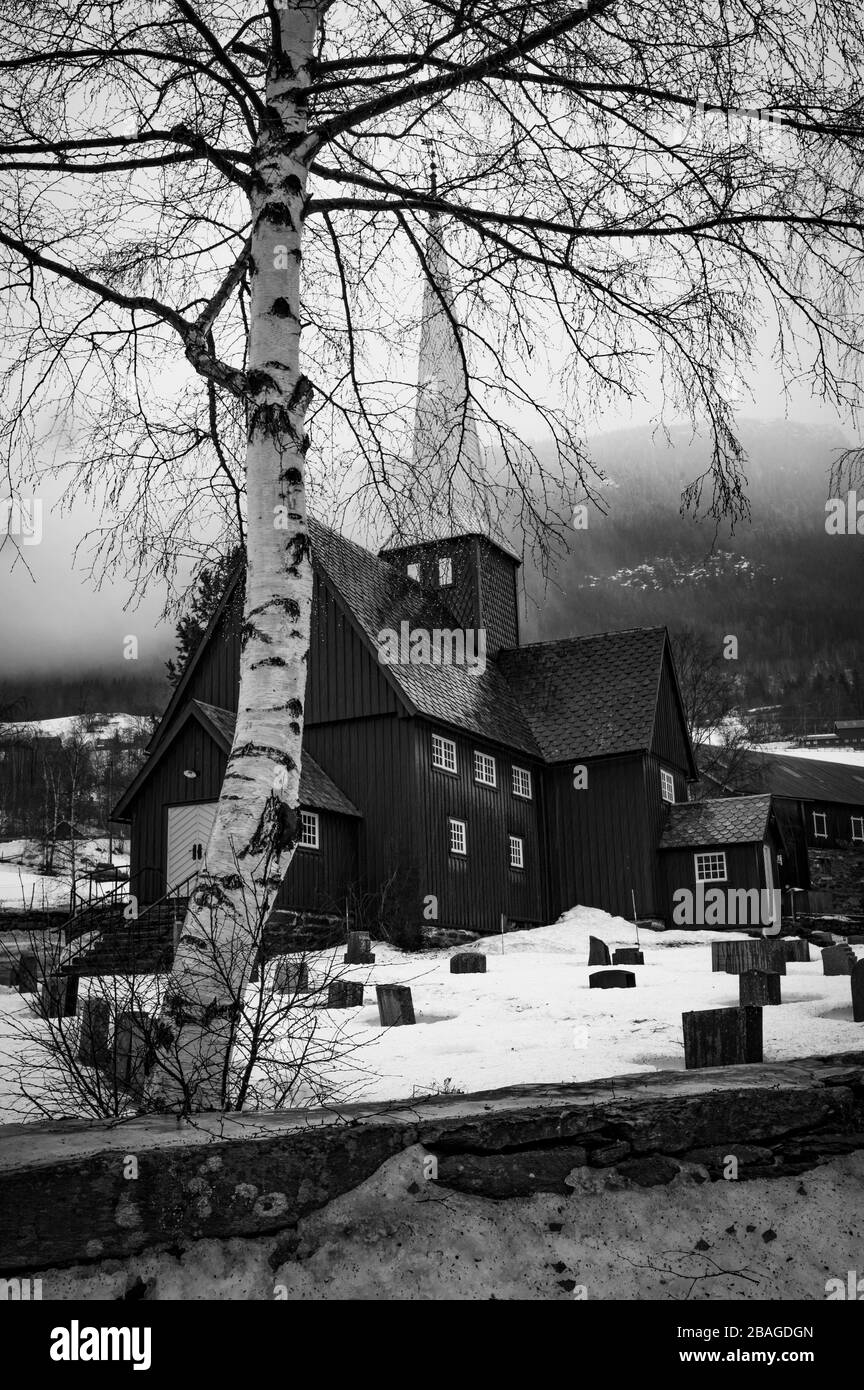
822 944 857 976
781 938 810 963
711 939 786 976
77 997 111 1067
327 980 364 1008
739 970 782 1006
682 1005 763 1069
376 984 415 1026
40 975 76 1019
852 960 864 1023
344 931 375 965
274 958 309 993
589 969 636 989
114 1010 152 1093
14 953 39 993
450 952 487 974
612 948 644 966
588 936 611 966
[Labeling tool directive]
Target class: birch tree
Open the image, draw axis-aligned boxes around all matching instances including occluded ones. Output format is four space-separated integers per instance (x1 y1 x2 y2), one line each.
2 0 864 1107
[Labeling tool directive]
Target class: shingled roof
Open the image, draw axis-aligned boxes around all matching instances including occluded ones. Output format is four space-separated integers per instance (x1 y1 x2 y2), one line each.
495 628 668 761
191 701 361 818
659 794 773 849
308 517 541 758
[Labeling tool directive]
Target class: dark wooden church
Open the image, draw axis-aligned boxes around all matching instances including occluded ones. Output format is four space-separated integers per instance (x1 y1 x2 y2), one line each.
113 218 783 937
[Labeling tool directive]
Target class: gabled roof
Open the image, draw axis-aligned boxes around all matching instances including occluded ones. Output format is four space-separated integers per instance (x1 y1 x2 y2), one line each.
659 794 774 849
719 750 864 807
309 518 541 757
113 699 360 820
495 627 670 761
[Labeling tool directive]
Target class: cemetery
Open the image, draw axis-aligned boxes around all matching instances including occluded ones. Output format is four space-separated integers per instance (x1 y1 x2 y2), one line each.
2 901 864 1295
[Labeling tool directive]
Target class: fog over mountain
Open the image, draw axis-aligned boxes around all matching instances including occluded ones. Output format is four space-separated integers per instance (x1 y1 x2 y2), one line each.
517 418 863 726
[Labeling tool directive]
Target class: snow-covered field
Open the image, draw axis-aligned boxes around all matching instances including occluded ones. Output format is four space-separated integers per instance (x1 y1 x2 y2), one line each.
0 838 129 909
2 906 861 1125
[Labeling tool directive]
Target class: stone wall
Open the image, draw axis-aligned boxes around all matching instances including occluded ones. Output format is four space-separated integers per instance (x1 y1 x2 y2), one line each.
809 845 864 915
2 1052 864 1276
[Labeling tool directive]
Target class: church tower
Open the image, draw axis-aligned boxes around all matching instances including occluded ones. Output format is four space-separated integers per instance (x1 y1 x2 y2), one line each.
379 201 521 656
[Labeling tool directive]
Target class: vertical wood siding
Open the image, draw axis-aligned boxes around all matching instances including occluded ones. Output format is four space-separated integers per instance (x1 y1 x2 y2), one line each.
408 718 546 931
545 754 659 920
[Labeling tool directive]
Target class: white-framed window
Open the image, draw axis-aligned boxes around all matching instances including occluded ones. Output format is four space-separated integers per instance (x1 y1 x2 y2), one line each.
509 835 524 869
449 817 467 856
432 733 458 774
851 816 864 842
812 812 828 839
474 750 497 787
660 768 676 804
299 810 319 850
406 562 419 582
438 556 453 586
512 765 533 800
695 851 727 883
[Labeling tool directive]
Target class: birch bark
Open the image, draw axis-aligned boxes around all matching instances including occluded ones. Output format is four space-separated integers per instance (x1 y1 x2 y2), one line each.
150 2 322 1110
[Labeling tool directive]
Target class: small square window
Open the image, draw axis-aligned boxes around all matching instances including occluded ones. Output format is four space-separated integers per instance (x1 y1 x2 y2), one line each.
449 817 467 856
406 562 419 581
813 812 828 839
299 810 319 850
509 835 524 869
474 751 497 787
660 768 675 804
512 766 532 800
695 851 726 883
438 556 453 586
432 734 457 774
852 816 864 843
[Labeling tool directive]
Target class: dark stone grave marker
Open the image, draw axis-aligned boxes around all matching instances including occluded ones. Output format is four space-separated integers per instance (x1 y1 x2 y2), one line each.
822 944 856 976
612 948 644 966
450 952 487 974
781 938 810 963
589 969 636 989
588 936 611 966
739 970 782 1006
77 997 111 1067
327 980 364 1008
274 958 309 993
711 939 785 976
344 931 375 965
14 953 39 994
376 984 415 1026
114 1010 152 1093
682 1005 763 1069
852 960 864 1023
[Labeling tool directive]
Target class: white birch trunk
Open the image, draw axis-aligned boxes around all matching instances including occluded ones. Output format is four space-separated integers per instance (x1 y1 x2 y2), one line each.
150 3 322 1110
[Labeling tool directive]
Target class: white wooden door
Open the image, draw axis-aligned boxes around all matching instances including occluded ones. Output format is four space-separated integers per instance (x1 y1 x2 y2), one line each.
166 802 218 895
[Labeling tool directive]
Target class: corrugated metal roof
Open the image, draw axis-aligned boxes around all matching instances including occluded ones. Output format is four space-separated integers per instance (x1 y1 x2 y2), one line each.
659 794 773 848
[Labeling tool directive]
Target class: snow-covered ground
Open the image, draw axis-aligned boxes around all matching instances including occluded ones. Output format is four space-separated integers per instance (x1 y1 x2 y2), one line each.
2 906 861 1125
0 838 130 909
